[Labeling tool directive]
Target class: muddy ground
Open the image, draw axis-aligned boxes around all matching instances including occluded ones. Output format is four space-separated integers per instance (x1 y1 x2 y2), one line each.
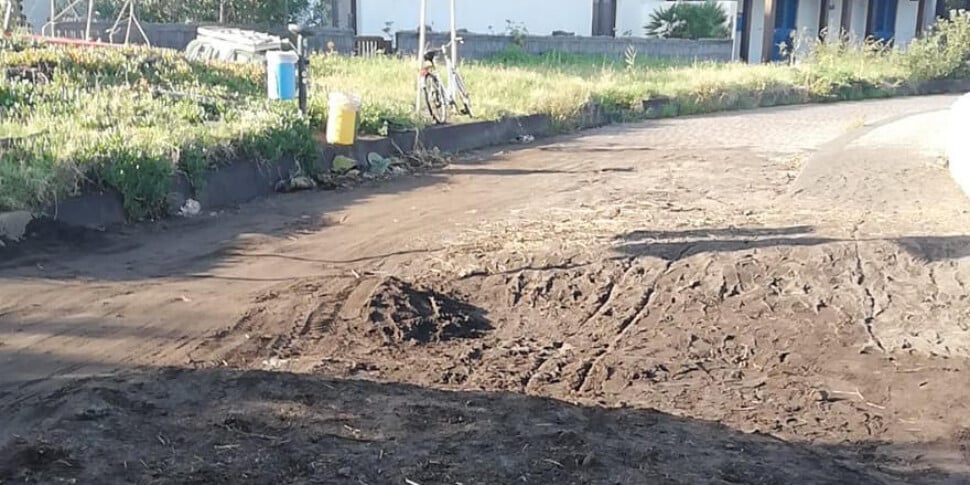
3 96 970 484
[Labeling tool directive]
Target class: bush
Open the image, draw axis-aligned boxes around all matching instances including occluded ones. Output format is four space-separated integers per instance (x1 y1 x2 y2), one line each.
645 1 730 40
0 43 312 219
902 12 970 80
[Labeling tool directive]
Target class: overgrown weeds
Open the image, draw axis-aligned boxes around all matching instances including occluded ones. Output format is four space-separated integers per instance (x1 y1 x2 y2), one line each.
1 13 969 220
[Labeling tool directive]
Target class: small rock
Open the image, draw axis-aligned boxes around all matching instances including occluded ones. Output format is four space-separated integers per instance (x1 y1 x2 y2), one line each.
76 407 111 421
262 357 288 369
179 199 201 217
581 452 596 468
337 467 352 477
813 389 829 402
0 210 33 241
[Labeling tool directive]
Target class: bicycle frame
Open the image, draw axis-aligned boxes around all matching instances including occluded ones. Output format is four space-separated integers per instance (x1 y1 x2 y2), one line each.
418 36 470 123
423 39 461 104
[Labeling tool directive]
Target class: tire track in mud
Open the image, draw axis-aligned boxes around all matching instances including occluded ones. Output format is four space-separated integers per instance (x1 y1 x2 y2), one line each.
191 234 970 449
575 244 699 393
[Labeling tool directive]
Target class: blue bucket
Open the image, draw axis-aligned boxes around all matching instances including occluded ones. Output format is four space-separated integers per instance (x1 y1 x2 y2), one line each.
266 51 298 101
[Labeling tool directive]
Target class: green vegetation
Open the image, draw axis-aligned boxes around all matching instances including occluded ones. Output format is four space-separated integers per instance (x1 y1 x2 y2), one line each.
646 1 731 40
1 14 969 220
93 0 314 25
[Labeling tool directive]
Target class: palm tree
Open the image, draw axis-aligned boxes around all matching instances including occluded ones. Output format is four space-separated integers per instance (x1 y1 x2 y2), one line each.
646 1 730 40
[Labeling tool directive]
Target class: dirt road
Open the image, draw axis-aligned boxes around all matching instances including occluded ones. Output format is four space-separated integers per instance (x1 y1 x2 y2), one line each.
3 96 970 484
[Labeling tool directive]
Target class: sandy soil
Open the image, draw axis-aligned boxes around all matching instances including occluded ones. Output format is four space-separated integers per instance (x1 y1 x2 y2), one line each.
3 96 970 484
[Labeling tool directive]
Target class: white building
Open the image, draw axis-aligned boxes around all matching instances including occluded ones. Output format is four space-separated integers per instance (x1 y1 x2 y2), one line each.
354 0 934 63
738 0 936 62
354 0 597 36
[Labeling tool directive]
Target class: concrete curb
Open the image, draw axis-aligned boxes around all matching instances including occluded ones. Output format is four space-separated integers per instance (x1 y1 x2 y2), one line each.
948 93 970 197
6 79 970 232
21 114 553 230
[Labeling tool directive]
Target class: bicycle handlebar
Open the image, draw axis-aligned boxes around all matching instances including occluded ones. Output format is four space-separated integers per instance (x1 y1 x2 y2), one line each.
441 37 464 48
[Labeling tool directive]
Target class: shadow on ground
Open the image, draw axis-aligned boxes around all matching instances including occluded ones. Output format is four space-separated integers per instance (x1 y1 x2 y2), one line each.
615 225 970 263
0 363 963 485
0 126 631 282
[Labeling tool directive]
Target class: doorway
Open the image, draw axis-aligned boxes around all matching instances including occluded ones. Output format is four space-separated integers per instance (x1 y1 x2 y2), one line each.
867 0 897 44
771 0 799 61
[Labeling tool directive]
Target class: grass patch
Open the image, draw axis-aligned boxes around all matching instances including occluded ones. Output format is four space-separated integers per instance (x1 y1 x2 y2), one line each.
1 14 969 219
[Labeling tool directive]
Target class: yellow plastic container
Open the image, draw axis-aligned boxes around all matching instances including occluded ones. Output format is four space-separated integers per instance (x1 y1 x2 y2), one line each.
326 92 361 145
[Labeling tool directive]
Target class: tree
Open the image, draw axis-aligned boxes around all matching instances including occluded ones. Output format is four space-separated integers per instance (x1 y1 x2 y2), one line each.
645 1 730 40
94 0 314 26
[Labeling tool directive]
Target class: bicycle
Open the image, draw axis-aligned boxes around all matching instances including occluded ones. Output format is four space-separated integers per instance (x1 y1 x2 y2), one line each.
419 38 472 124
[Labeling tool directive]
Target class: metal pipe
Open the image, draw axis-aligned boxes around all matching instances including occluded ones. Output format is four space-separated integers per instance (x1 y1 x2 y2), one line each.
85 0 93 40
48 0 55 36
450 0 457 68
297 33 308 115
3 1 13 33
416 0 426 112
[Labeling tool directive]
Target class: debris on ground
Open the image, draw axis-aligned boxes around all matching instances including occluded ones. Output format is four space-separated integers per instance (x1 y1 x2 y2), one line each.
178 199 201 217
367 152 393 176
332 155 358 173
275 175 317 193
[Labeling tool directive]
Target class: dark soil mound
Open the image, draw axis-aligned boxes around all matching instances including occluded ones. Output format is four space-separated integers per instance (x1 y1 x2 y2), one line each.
0 440 74 483
367 277 490 344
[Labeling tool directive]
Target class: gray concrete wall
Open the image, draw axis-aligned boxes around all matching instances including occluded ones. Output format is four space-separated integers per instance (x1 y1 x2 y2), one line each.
396 32 733 61
49 22 355 53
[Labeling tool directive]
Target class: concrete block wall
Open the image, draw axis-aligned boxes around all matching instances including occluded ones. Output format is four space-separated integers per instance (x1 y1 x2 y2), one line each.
396 32 733 61
50 22 199 50
948 94 970 198
48 22 355 53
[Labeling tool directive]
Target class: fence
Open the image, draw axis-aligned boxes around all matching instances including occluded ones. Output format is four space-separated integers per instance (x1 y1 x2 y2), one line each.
48 22 355 53
396 32 733 61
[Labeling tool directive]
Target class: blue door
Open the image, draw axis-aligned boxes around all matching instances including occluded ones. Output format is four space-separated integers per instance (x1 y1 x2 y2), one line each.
771 0 799 61
868 0 897 44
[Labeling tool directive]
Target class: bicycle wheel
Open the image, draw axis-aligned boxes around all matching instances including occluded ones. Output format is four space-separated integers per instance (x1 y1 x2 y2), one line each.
452 71 473 117
422 73 448 124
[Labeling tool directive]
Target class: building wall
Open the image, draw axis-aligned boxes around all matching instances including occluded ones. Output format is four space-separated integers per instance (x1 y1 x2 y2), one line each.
615 0 737 38
894 0 919 46
48 21 356 52
747 0 766 61
795 0 822 55
356 0 594 36
850 0 868 38
922 0 937 30
825 0 844 40
22 0 51 33
396 31 733 60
